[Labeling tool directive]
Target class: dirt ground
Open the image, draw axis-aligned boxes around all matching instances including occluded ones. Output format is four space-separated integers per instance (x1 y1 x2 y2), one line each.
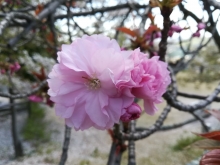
1 82 220 165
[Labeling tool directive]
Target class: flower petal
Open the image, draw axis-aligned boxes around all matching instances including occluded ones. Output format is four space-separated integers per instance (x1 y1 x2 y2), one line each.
85 92 109 128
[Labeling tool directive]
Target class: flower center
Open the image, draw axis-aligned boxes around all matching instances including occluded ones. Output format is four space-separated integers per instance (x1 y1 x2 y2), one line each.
82 76 101 90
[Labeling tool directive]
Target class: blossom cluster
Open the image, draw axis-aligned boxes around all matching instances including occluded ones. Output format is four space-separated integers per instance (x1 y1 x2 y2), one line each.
47 35 171 130
168 23 206 38
0 61 20 74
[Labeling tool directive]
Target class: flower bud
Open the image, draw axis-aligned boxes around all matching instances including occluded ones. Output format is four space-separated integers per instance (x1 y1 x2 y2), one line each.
197 23 206 31
192 31 200 37
120 103 142 122
28 95 43 102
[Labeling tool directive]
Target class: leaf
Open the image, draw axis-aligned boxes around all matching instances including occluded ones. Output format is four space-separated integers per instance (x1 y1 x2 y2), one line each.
206 110 220 121
190 139 220 150
148 12 155 23
200 149 220 165
35 4 44 16
117 27 137 38
46 32 54 44
32 66 46 81
194 131 220 141
144 25 160 36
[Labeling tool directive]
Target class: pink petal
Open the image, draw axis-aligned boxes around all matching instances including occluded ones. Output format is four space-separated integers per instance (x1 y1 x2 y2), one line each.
85 93 109 128
144 100 157 115
55 104 74 118
65 102 87 130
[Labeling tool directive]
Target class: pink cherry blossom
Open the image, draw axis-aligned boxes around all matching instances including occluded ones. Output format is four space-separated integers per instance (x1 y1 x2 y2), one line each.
192 31 200 37
0 69 6 74
10 62 21 73
170 25 183 32
168 25 183 37
131 55 170 115
197 23 206 31
117 49 171 115
120 103 142 122
48 34 135 130
128 50 170 114
28 95 43 102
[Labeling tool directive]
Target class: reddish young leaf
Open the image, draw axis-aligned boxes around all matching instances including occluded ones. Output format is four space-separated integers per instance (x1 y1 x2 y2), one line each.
200 149 220 165
148 12 155 23
117 27 137 38
207 110 220 121
35 4 44 15
107 129 114 141
32 66 46 81
144 25 160 36
194 131 220 141
46 32 55 44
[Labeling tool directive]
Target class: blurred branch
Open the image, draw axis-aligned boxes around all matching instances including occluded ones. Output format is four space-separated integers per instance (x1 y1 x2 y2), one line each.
191 111 210 132
7 0 67 48
158 7 172 61
0 80 47 99
178 3 201 23
207 0 220 9
55 3 148 19
107 123 126 165
59 125 71 165
0 12 33 36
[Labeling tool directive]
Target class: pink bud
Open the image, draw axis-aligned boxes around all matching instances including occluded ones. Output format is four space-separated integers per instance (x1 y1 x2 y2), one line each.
192 31 200 37
10 62 21 73
0 69 6 74
170 25 183 33
152 52 158 56
46 98 54 107
168 30 174 37
197 23 206 31
155 32 161 38
120 103 142 122
28 95 43 102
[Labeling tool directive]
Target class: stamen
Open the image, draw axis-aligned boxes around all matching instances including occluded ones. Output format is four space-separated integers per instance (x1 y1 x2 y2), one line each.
82 76 101 90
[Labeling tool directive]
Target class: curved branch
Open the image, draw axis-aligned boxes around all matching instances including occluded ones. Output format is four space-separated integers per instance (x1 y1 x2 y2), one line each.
117 105 171 140
163 82 220 112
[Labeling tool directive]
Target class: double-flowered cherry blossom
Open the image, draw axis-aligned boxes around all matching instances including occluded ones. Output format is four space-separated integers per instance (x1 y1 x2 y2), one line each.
48 34 171 130
48 35 136 130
